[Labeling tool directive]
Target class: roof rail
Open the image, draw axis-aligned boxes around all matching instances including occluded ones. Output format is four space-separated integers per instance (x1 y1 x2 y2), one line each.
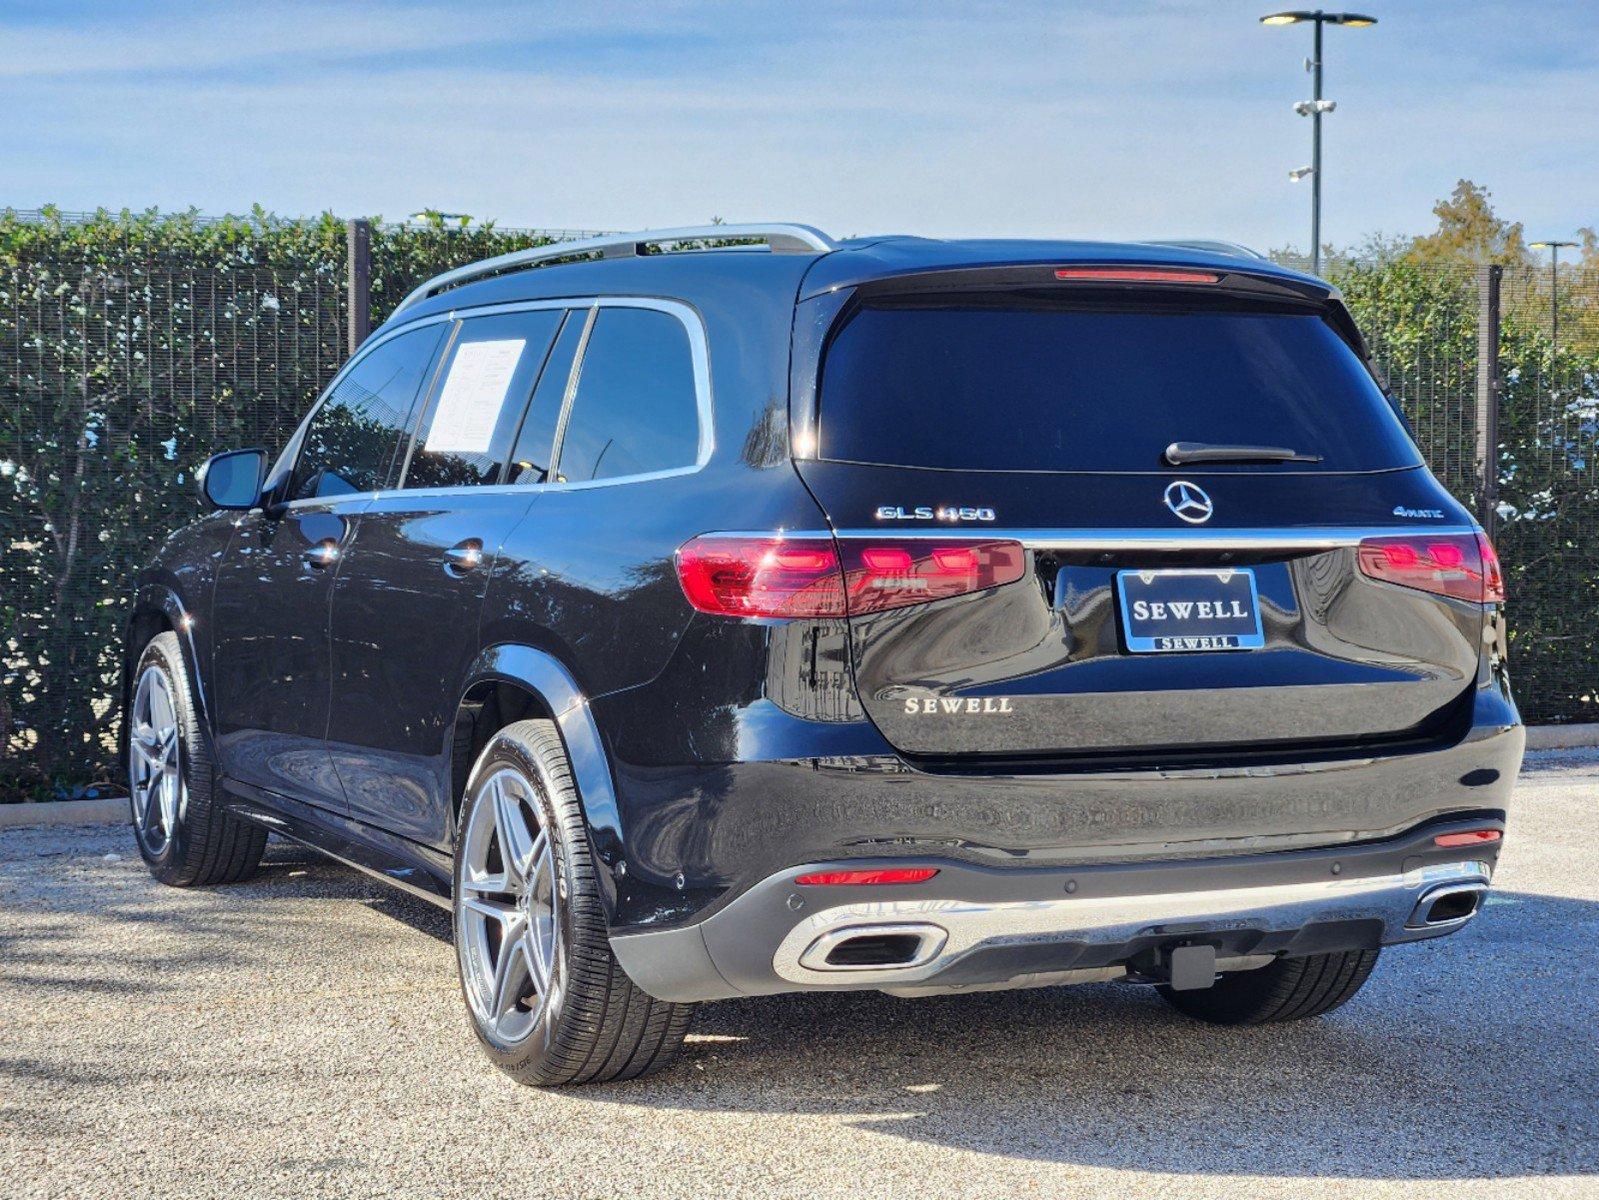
1141 239 1268 261
390 223 837 317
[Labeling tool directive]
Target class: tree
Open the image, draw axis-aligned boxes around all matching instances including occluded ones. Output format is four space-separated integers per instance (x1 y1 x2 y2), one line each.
1406 180 1532 267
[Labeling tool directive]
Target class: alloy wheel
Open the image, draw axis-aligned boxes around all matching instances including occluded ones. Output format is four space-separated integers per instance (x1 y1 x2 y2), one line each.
456 767 562 1046
129 664 184 855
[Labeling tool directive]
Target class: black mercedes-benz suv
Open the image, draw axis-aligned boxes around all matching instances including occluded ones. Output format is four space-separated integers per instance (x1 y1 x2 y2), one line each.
125 224 1523 1085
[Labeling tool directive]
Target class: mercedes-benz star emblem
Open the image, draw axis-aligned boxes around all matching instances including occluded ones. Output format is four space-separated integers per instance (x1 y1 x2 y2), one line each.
1164 480 1214 524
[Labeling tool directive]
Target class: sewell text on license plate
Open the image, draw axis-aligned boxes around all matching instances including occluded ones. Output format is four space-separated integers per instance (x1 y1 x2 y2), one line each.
1115 567 1265 653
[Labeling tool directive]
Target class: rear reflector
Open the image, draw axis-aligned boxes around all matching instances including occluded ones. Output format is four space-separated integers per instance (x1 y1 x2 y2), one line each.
1053 266 1220 284
1433 829 1502 848
675 535 1025 619
793 867 940 886
1357 532 1505 603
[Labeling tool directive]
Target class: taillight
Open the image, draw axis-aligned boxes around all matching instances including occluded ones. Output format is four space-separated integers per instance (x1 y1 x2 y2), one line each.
675 535 1026 618
675 536 844 618
1477 532 1506 603
838 538 1025 614
1357 533 1504 603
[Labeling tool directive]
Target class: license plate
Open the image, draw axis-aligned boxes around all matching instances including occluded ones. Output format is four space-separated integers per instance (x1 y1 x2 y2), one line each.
1116 568 1265 653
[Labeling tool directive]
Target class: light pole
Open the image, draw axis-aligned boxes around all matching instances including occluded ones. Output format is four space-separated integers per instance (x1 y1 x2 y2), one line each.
1261 10 1377 275
1529 239 1577 352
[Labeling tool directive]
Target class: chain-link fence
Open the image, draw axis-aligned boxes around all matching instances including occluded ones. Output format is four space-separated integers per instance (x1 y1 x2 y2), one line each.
3 213 1598 797
1 210 598 798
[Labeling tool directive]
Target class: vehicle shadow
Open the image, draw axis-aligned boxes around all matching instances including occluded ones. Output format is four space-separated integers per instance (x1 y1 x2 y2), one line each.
585 887 1598 1181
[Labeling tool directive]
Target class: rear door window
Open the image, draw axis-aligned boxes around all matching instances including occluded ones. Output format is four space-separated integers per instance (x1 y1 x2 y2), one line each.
291 325 444 500
401 309 563 489
554 307 701 484
818 300 1421 473
506 309 587 485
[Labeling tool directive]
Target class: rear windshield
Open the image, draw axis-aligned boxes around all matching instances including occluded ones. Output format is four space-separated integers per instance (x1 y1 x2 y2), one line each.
817 300 1421 473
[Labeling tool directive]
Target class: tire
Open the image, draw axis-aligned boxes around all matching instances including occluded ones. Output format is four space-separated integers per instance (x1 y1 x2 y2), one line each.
452 719 695 1086
127 631 267 887
1158 948 1380 1025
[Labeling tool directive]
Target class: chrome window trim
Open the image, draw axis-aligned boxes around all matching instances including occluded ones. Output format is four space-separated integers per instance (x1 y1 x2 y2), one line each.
703 526 1482 551
276 295 715 509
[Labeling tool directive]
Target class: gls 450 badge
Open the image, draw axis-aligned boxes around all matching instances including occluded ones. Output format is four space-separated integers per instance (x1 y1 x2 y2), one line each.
875 505 997 523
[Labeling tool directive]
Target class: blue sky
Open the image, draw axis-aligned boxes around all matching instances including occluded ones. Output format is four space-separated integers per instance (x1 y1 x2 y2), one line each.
2 0 1594 250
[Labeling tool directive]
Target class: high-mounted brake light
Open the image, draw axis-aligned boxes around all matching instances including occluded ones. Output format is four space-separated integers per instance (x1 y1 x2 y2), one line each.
675 535 1025 618
1357 532 1505 603
1434 829 1501 849
1053 267 1221 284
793 867 940 886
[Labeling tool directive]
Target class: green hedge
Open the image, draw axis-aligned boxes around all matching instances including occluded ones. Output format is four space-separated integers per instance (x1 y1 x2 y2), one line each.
0 207 572 798
2 209 1596 799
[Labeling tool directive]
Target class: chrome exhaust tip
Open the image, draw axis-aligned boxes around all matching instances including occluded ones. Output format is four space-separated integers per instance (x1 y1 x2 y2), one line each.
797 923 948 972
1406 882 1487 929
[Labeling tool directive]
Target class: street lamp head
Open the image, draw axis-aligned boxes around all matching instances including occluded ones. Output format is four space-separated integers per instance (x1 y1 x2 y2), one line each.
1530 240 1578 250
1289 167 1315 182
1261 11 1378 25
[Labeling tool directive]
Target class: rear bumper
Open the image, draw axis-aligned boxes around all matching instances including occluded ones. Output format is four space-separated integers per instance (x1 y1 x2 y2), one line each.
610 815 1504 1002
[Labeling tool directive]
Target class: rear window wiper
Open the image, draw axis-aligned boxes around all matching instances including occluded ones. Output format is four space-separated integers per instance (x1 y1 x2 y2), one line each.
1164 441 1324 466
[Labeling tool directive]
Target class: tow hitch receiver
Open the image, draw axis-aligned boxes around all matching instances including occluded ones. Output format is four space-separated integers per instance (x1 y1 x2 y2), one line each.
1167 943 1218 991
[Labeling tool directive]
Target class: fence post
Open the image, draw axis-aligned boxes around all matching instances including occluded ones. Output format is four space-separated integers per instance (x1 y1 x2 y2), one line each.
345 218 371 351
1475 264 1502 536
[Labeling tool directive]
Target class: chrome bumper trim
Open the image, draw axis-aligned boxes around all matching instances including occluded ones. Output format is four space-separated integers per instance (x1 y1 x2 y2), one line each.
772 859 1492 987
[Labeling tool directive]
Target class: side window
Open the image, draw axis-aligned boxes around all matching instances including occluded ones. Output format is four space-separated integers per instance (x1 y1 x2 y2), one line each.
401 309 562 490
291 326 444 501
554 307 701 484
506 309 588 485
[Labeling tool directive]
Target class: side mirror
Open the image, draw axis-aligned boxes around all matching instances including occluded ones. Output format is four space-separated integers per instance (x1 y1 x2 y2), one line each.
199 448 267 511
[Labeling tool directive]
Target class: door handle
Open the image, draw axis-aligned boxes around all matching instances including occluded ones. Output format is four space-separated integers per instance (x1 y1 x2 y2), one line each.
443 539 485 576
302 539 340 570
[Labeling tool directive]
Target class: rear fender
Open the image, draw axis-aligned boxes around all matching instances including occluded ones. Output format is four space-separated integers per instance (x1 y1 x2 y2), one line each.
458 644 625 921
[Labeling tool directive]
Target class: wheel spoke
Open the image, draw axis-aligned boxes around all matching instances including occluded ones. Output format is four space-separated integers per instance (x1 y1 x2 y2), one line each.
460 869 512 896
493 780 535 888
158 772 179 834
527 918 551 996
461 894 520 928
489 922 533 1028
140 774 163 833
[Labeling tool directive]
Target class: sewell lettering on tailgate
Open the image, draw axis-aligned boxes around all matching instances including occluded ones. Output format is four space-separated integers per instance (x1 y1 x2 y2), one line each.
903 696 1016 715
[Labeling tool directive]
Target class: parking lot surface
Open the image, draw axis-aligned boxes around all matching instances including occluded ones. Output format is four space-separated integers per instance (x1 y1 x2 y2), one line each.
3 753 1597 1199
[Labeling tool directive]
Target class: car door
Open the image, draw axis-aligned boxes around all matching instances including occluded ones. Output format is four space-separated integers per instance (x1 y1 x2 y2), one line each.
325 306 576 847
479 299 714 709
210 323 447 810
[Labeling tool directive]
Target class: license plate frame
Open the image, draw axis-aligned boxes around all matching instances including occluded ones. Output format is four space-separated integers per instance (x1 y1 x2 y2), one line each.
1115 567 1266 654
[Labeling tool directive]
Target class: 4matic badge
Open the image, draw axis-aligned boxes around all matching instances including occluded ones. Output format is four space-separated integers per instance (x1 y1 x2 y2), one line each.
875 505 997 523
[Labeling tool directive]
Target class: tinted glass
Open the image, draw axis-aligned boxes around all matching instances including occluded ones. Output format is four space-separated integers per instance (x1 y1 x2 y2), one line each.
402 309 562 489
819 302 1422 473
507 310 587 485
292 326 443 500
555 308 700 484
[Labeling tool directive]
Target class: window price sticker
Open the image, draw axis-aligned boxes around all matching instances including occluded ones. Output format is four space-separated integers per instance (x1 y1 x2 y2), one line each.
424 338 525 453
